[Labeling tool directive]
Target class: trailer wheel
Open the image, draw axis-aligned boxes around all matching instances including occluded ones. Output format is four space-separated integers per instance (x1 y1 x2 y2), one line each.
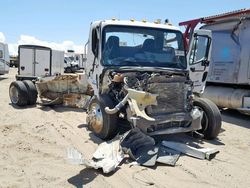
87 95 118 140
9 81 29 106
23 80 38 105
193 98 222 140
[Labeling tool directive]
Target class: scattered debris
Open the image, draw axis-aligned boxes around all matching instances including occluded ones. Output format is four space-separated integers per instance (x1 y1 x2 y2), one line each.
120 128 182 167
67 128 219 174
67 137 124 173
156 146 181 166
67 147 85 165
121 128 157 166
161 141 219 160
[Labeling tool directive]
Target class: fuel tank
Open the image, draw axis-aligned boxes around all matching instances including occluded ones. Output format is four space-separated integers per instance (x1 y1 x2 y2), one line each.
203 86 250 109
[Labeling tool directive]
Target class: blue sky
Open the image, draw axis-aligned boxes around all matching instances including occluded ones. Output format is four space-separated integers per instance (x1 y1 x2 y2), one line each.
1 0 250 54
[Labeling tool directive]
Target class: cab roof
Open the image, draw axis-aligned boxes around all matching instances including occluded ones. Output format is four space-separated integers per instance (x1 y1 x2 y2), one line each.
91 19 181 32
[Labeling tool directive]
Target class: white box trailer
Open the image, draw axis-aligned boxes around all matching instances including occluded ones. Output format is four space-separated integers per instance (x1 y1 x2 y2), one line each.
0 42 9 75
17 45 64 80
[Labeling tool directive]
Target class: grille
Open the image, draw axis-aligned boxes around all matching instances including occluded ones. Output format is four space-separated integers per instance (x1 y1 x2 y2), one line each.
146 82 187 115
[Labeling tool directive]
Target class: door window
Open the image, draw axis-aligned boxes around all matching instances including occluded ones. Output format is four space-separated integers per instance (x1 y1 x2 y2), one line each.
189 35 210 65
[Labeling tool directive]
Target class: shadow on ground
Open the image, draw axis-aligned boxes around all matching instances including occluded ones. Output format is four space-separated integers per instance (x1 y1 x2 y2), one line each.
221 109 250 129
9 103 37 109
68 168 99 187
9 103 85 113
68 167 121 187
38 105 85 113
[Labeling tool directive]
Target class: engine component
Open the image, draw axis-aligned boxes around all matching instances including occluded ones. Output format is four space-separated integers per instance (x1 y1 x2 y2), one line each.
105 94 129 114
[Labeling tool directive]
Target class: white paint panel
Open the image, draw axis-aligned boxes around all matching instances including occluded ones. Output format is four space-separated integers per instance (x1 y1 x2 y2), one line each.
51 50 64 75
19 48 34 76
35 49 50 76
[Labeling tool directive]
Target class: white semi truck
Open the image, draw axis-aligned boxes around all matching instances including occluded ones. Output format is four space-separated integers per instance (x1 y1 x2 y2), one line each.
180 9 250 115
0 42 9 75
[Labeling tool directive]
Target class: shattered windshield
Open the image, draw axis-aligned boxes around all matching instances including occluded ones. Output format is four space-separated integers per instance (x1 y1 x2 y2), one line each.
102 25 186 69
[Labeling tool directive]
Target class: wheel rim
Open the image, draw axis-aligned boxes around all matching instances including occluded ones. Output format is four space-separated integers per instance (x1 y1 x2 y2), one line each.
88 102 104 133
9 85 19 104
196 106 209 132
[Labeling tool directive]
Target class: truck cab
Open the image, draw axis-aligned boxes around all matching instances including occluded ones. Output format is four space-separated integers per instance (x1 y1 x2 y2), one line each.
85 19 221 140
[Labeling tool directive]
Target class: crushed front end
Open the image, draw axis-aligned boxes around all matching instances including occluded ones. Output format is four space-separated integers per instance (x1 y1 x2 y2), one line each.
102 69 202 136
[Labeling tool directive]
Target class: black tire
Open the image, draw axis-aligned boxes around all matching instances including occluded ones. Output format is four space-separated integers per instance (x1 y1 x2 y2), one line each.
193 98 222 140
23 80 38 105
87 95 118 140
9 81 29 106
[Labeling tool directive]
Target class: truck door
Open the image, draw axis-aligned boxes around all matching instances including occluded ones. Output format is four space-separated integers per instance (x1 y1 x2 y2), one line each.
187 30 212 94
35 49 51 76
19 47 34 76
86 26 101 95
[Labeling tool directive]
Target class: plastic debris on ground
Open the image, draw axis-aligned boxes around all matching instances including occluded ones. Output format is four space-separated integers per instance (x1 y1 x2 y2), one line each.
67 137 124 173
67 128 219 174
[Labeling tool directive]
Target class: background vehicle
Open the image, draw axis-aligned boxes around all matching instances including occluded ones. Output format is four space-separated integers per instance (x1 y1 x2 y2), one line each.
180 8 250 115
64 50 86 73
17 45 64 80
85 19 221 140
0 42 9 75
9 55 18 68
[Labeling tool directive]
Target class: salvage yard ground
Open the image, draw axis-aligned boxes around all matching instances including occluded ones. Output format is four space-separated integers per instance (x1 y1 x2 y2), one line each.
0 68 250 188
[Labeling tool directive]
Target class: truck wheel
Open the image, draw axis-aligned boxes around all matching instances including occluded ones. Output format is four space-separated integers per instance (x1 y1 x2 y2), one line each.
87 95 118 140
9 81 29 106
193 98 222 140
23 80 38 105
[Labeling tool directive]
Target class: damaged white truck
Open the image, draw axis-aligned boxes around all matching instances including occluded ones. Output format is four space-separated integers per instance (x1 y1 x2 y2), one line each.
85 19 221 140
9 19 221 141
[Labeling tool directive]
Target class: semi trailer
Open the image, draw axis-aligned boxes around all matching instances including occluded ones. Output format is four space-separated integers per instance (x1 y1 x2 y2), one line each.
17 45 65 80
180 8 250 115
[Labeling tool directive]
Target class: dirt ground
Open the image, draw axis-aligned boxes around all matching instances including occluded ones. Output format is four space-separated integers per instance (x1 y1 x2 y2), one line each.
0 68 250 188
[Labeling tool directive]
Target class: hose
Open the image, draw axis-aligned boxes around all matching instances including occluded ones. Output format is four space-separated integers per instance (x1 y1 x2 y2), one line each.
105 94 129 114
